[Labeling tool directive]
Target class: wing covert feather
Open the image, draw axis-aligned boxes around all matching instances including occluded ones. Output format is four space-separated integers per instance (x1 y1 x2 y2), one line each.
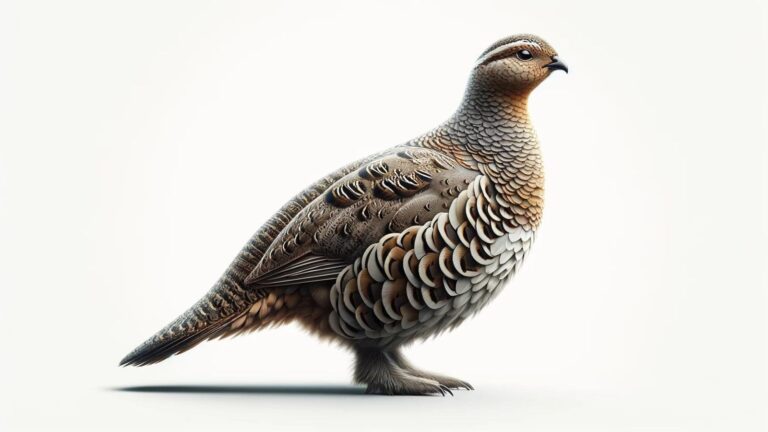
244 147 480 288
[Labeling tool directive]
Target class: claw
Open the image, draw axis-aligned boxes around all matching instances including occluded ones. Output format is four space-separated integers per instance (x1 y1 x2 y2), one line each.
440 384 454 396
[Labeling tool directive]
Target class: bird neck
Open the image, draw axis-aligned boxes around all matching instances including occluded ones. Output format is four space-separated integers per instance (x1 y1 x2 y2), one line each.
460 85 533 121
415 86 545 230
458 84 536 135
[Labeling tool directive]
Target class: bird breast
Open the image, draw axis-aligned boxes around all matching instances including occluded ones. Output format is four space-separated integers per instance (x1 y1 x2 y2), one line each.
329 174 535 346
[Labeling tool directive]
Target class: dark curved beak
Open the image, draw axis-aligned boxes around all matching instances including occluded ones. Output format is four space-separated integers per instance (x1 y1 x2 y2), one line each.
544 56 568 73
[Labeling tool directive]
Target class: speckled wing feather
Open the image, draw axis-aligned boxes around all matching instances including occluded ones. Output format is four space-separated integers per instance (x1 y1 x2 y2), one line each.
241 147 481 289
244 254 349 287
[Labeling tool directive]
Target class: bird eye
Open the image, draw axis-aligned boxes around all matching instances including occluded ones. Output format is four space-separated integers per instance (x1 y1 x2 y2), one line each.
516 50 533 61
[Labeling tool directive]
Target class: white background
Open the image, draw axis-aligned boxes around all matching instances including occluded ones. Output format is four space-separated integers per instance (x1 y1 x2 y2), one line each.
1 0 766 431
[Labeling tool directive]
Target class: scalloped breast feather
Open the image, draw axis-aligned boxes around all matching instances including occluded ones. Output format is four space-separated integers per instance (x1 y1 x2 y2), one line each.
329 175 534 344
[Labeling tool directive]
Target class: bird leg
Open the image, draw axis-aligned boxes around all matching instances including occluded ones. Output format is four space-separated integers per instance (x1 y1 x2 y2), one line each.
353 346 452 395
387 349 474 390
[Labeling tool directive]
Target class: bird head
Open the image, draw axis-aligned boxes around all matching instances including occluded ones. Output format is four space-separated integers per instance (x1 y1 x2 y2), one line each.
472 34 567 95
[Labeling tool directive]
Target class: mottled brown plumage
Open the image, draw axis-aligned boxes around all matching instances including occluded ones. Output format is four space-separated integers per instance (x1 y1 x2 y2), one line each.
121 34 567 395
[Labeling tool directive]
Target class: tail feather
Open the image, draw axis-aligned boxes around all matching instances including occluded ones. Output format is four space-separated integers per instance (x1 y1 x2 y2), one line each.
119 295 249 367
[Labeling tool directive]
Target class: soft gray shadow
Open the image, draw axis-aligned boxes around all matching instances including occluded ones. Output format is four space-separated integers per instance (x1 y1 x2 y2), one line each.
113 384 366 396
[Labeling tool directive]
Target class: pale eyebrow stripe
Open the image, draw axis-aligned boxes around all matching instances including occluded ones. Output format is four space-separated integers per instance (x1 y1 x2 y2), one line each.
478 39 542 59
476 40 542 65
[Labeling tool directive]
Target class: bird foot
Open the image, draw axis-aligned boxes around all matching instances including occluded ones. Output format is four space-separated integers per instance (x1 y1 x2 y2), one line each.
404 370 474 391
364 373 453 396
354 347 472 395
387 349 474 390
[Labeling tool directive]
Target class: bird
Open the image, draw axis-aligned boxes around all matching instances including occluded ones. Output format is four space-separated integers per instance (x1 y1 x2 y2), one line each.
120 33 567 395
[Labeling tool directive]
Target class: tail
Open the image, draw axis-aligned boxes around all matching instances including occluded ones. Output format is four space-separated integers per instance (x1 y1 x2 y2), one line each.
119 283 259 367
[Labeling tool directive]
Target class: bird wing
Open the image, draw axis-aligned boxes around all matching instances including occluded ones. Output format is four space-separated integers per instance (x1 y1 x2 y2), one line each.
243 146 481 289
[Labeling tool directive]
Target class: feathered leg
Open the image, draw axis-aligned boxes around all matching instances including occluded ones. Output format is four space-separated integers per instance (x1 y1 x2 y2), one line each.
353 346 452 395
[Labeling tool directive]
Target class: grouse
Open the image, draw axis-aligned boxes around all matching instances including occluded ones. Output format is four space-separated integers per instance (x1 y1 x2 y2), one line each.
121 34 568 395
